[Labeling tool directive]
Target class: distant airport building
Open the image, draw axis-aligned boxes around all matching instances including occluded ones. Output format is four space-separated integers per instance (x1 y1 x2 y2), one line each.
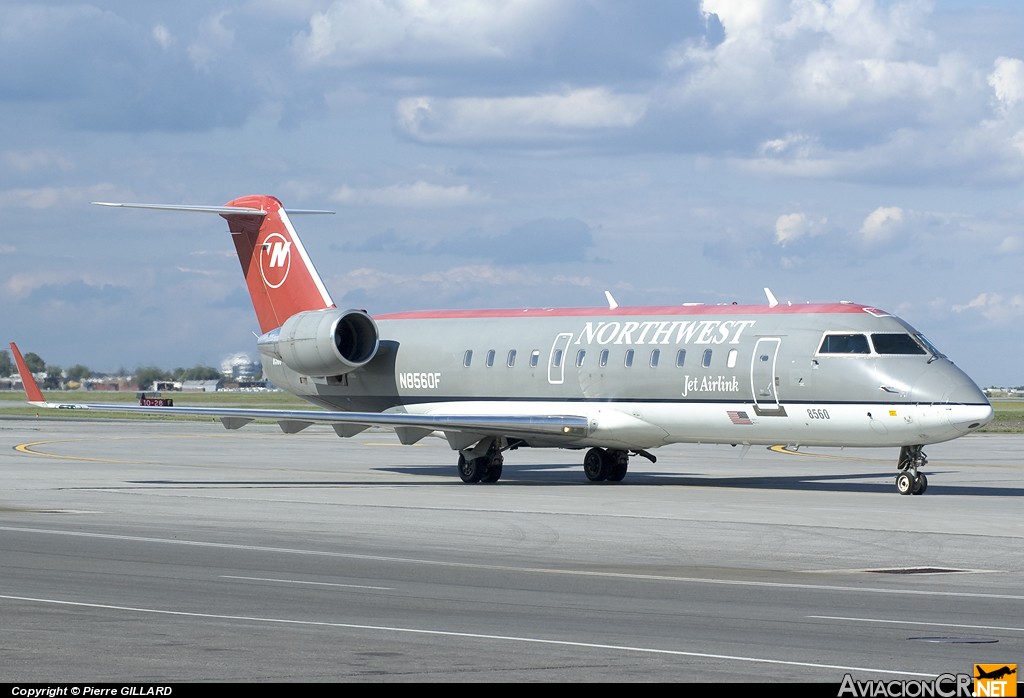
221 353 263 380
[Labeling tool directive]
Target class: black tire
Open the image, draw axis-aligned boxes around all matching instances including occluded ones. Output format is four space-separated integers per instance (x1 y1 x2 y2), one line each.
481 458 503 483
583 447 608 481
458 454 482 483
896 472 915 495
606 450 628 482
912 473 928 495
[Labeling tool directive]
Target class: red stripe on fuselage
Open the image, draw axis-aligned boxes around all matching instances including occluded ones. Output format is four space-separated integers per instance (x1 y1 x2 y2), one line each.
374 303 883 321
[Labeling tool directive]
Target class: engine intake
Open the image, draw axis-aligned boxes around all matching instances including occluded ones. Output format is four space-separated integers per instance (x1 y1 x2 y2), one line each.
258 308 379 376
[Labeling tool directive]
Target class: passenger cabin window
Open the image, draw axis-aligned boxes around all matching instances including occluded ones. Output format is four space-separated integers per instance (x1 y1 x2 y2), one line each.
871 334 927 355
624 349 635 367
650 349 660 368
530 350 540 367
507 349 517 367
599 349 609 367
818 333 870 354
702 349 713 368
727 349 738 368
486 349 496 367
463 350 473 367
552 349 563 367
576 349 586 367
675 349 686 368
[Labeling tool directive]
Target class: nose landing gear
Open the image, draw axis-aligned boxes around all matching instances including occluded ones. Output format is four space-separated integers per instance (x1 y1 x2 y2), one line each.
895 445 928 495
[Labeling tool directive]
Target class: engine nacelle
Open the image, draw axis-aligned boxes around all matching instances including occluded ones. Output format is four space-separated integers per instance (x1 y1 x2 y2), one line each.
257 308 379 377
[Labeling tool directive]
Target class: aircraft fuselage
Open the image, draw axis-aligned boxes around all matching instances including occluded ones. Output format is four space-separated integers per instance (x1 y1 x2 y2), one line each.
262 302 992 451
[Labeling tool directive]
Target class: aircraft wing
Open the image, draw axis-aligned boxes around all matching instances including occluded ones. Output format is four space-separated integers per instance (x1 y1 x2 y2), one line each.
21 398 592 440
10 343 591 448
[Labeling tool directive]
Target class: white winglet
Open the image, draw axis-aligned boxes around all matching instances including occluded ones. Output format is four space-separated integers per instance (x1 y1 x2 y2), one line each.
764 287 779 308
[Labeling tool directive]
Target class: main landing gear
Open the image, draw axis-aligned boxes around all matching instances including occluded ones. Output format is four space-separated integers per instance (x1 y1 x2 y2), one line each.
457 440 504 483
582 447 657 482
584 447 629 482
455 441 659 484
895 445 928 495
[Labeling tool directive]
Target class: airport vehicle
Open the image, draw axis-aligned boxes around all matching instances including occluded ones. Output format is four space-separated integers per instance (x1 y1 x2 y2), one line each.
11 195 994 494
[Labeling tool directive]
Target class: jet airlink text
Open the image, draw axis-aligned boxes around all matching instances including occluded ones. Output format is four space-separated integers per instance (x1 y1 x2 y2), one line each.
572 319 756 346
682 375 741 397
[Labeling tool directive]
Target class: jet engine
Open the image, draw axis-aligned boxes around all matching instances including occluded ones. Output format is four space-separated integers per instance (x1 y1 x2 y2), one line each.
257 308 379 377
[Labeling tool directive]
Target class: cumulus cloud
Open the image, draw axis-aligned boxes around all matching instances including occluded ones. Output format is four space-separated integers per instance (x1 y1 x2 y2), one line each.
332 181 487 207
952 292 1024 323
654 0 1024 183
988 57 1024 111
774 211 829 244
395 88 648 144
858 206 904 242
294 0 555 67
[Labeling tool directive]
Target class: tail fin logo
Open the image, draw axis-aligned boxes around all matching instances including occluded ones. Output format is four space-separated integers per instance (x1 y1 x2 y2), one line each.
259 233 292 289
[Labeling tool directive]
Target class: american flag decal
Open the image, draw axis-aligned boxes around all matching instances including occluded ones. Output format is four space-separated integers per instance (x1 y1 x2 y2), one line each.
728 410 752 425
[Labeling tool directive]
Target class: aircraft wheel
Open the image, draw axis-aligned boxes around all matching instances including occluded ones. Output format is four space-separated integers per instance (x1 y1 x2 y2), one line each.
606 450 629 482
584 447 608 481
912 473 928 495
481 457 503 483
458 454 482 483
895 472 915 495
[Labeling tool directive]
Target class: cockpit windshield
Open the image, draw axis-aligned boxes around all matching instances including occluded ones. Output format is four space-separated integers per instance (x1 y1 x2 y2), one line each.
870 333 926 355
818 333 870 354
817 332 944 358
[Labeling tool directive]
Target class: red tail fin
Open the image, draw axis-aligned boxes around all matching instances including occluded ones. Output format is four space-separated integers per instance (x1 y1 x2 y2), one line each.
9 342 45 403
221 195 335 333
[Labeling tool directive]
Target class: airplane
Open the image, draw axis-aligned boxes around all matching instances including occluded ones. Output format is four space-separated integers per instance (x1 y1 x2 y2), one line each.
975 666 1017 681
11 194 995 494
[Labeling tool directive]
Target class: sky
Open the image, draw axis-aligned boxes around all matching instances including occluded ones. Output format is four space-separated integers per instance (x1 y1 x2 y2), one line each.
2 0 1023 387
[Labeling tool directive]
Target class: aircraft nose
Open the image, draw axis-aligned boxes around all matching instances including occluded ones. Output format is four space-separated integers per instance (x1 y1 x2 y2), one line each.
947 402 994 434
911 362 994 434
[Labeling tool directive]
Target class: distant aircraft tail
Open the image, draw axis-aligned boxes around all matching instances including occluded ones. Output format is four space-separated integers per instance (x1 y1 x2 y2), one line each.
220 195 335 333
9 342 44 403
94 195 336 333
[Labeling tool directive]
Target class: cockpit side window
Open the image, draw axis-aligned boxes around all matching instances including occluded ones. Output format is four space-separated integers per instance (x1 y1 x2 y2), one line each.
818 333 870 354
871 333 927 355
914 334 945 358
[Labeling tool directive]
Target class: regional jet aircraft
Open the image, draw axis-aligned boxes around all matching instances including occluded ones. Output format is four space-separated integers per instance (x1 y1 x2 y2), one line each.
11 195 994 494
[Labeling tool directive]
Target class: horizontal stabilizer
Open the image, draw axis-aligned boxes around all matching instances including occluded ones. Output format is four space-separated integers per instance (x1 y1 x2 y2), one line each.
92 202 334 215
